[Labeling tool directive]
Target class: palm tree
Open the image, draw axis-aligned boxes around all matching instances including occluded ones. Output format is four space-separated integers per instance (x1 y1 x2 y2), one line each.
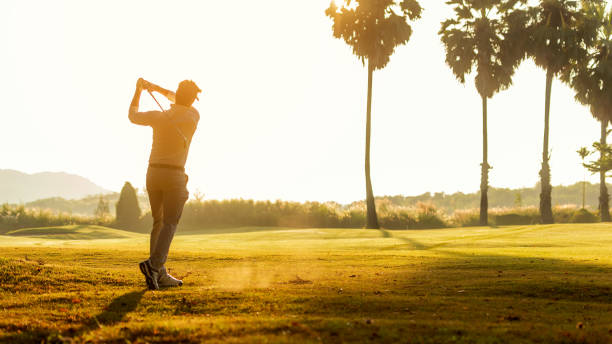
326 0 422 229
576 147 589 209
525 0 599 223
564 1 611 220
597 121 611 221
582 139 612 219
439 0 526 226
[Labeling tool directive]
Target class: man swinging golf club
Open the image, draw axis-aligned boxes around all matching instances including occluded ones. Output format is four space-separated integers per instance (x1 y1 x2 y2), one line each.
129 77 201 290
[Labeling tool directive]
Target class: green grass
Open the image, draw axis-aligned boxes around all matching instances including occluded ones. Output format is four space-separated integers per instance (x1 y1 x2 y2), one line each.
5 225 141 240
2 224 612 343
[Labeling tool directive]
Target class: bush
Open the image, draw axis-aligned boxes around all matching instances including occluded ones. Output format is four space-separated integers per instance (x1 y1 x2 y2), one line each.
553 206 579 223
176 199 450 230
0 204 113 232
450 206 592 227
570 208 599 223
494 213 535 226
414 202 446 228
451 209 481 227
3 198 599 232
115 182 141 228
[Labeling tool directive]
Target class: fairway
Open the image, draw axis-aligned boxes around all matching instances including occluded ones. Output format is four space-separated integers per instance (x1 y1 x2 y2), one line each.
2 224 612 343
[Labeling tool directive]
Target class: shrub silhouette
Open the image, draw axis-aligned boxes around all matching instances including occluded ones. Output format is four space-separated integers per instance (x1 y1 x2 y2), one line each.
115 182 141 228
570 208 599 224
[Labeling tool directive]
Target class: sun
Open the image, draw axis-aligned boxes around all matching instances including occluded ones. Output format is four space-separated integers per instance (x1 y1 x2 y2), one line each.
326 0 359 11
324 0 344 9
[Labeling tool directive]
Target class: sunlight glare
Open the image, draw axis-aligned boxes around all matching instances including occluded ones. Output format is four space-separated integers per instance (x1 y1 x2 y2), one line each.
326 0 343 9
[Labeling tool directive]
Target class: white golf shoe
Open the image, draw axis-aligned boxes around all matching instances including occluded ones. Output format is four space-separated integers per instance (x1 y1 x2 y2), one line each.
158 267 183 287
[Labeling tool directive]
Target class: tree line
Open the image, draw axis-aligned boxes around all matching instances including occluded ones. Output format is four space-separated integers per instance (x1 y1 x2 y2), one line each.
4 179 608 232
7 180 607 219
375 182 610 211
2 191 601 233
326 0 612 228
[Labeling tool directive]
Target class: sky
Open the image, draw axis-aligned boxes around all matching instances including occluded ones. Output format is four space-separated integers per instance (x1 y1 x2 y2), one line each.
0 0 606 204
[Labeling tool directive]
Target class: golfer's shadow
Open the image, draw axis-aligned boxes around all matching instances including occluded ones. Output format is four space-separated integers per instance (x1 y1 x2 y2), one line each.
378 229 432 250
71 289 145 338
94 290 145 325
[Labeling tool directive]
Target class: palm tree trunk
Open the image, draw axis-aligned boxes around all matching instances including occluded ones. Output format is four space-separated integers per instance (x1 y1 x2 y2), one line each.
600 119 610 222
365 60 379 229
480 95 489 226
539 69 554 224
582 170 585 209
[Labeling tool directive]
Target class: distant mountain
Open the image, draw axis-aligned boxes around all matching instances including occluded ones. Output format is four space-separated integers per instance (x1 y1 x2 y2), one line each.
0 169 111 204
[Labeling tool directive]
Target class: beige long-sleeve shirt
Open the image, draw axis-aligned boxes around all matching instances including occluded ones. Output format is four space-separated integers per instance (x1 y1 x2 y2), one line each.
129 104 200 168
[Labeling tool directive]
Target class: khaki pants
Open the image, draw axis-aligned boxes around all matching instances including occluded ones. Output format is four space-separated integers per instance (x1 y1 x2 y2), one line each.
146 166 189 271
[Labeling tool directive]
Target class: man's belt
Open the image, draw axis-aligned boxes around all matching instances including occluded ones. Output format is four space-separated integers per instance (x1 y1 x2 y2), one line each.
149 163 185 172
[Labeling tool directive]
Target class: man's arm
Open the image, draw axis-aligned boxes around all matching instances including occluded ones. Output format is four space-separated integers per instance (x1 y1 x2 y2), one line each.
128 78 144 124
129 78 165 126
145 81 176 103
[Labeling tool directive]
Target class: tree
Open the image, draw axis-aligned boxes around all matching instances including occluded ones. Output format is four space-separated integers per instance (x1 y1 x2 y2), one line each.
440 0 526 226
94 195 110 219
577 147 589 209
326 0 422 229
116 182 141 227
564 2 612 221
524 0 599 223
597 121 610 221
514 192 523 208
583 138 612 220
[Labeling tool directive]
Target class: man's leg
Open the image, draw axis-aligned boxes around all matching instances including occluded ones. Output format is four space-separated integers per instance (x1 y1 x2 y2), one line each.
141 168 164 290
150 175 189 271
148 189 164 255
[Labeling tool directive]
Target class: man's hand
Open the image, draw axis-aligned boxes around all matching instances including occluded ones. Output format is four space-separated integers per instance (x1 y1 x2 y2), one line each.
145 80 176 102
137 78 146 92
138 78 157 91
139 79 161 93
135 78 176 102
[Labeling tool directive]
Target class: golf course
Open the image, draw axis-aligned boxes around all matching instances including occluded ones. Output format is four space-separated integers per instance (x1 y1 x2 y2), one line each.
2 223 612 343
